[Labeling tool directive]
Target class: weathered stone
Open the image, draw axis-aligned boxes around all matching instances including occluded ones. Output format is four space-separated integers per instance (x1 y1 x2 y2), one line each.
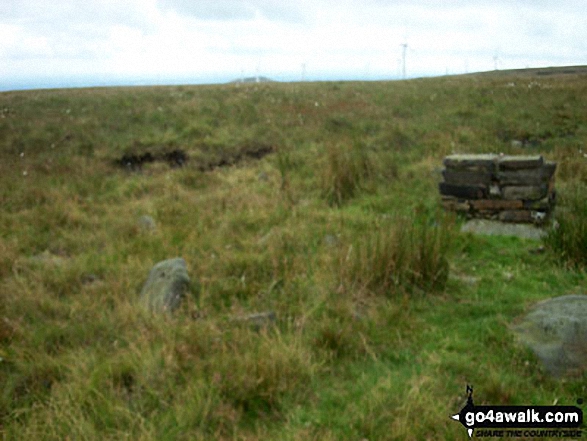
442 169 492 186
460 219 545 240
511 294 587 376
497 155 544 170
439 182 487 199
139 258 190 313
498 210 535 223
440 154 556 224
441 196 470 212
470 199 524 211
496 162 556 185
502 184 548 201
443 154 498 171
138 215 157 231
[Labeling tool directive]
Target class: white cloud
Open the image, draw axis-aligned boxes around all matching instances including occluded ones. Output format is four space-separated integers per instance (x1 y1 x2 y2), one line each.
1 0 586 89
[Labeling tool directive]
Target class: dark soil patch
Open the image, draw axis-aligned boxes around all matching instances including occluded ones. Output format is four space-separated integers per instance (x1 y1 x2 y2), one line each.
114 144 273 172
195 144 274 171
115 149 186 171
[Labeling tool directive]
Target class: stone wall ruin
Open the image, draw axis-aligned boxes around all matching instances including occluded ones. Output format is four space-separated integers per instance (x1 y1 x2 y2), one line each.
440 154 556 224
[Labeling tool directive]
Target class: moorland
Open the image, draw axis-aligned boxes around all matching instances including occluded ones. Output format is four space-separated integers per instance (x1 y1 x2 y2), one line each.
1 67 587 440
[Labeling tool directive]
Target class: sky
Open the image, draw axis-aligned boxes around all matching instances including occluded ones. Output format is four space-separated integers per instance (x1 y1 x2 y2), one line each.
1 0 586 91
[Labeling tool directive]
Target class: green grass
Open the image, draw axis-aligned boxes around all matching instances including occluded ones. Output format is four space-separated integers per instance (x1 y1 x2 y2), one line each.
1 69 587 439
544 181 587 268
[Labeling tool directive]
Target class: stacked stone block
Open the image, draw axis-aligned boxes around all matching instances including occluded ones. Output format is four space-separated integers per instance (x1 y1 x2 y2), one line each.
440 154 556 224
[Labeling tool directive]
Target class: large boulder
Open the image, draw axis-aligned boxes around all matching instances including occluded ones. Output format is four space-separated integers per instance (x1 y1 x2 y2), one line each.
511 294 587 376
139 258 190 313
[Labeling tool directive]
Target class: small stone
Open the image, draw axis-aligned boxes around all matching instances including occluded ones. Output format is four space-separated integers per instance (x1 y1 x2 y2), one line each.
139 258 191 313
138 215 157 231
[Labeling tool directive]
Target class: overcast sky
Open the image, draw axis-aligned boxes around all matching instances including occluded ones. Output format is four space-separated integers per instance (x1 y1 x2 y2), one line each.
1 0 586 90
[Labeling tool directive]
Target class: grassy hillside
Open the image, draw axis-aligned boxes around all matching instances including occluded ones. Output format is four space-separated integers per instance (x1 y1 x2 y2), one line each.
1 68 587 440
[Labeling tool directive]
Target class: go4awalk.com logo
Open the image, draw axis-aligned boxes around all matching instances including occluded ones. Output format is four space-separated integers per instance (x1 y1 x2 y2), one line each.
451 385 584 438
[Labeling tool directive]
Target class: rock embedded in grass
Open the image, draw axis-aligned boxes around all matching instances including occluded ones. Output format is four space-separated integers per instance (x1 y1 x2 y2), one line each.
512 294 587 377
137 215 157 231
139 258 190 313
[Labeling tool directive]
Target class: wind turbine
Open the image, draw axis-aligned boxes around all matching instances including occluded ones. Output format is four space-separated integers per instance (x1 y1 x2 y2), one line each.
400 42 408 79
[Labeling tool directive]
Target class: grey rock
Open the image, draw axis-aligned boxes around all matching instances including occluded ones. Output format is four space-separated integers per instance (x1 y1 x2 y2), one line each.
498 155 544 170
502 184 548 201
512 294 587 376
460 219 545 240
139 258 190 313
497 162 556 185
138 215 157 231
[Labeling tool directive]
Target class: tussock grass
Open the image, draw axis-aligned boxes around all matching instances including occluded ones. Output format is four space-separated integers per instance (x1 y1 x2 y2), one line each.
1 70 587 439
340 210 455 296
320 141 374 206
544 182 587 268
